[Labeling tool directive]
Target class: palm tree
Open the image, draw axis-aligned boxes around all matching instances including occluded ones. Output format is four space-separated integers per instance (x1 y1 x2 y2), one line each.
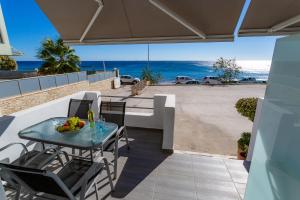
37 38 80 74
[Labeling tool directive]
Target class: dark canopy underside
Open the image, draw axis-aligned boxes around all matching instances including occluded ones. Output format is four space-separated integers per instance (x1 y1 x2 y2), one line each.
239 0 300 36
35 0 245 44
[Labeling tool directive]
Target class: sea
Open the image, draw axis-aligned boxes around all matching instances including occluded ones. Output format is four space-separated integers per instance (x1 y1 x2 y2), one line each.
16 61 270 83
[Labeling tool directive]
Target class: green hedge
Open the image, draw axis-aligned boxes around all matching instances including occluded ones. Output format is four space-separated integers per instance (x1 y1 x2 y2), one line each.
235 97 258 122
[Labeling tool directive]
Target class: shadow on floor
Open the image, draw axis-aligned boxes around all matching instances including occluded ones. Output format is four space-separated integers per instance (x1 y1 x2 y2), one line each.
243 161 251 172
110 127 169 198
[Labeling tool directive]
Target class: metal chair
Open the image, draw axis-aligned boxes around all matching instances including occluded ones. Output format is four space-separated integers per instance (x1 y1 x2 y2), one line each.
100 101 130 150
67 99 93 120
0 156 114 200
99 101 130 179
0 143 68 169
67 99 93 155
0 143 68 194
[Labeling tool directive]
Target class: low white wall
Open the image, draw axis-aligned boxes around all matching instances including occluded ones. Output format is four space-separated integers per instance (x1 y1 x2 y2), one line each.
125 94 176 151
0 91 100 163
246 97 264 161
162 95 176 150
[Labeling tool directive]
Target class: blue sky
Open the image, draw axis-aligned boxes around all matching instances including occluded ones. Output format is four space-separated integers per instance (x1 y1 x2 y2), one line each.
2 0 278 61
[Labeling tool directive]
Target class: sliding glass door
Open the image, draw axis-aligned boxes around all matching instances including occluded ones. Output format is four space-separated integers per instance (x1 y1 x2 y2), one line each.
245 34 300 200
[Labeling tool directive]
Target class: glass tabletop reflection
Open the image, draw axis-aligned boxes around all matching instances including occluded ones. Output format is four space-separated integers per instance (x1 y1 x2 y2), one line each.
18 117 118 149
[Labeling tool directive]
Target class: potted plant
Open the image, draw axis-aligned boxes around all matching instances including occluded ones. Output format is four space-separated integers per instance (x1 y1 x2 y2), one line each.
140 66 161 85
237 132 251 160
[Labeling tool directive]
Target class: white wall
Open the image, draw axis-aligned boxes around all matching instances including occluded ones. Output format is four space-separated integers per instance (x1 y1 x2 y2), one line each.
162 95 176 150
0 91 100 163
125 94 176 151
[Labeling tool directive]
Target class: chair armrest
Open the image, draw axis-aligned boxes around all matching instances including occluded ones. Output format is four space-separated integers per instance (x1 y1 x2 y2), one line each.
0 143 29 154
116 126 125 139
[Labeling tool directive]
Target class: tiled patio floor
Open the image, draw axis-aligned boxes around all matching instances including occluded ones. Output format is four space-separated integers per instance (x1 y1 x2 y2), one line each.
5 127 249 200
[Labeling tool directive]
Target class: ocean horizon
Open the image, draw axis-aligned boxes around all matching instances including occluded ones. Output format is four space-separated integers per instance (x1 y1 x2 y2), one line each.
16 60 270 82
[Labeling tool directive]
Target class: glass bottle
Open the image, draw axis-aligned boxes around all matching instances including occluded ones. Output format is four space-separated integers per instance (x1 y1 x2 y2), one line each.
88 110 95 128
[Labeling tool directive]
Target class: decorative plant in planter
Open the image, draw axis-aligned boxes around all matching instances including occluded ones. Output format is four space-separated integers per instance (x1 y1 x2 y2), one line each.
237 132 251 160
140 66 162 85
235 97 258 160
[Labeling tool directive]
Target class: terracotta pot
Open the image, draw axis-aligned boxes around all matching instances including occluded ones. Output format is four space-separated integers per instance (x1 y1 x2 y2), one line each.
237 145 247 160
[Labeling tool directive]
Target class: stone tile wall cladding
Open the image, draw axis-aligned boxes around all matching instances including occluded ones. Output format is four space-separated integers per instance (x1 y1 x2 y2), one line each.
0 78 114 115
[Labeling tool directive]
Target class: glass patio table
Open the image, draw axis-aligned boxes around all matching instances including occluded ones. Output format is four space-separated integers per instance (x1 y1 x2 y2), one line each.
18 117 118 152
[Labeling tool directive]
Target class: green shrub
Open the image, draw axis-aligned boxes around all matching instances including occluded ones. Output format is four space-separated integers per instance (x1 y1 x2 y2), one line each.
0 56 17 70
213 57 241 82
235 97 258 122
238 132 251 156
141 66 162 84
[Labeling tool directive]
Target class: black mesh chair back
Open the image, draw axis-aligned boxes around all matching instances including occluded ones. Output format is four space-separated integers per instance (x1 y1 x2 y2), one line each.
0 163 70 198
68 99 93 119
100 101 126 128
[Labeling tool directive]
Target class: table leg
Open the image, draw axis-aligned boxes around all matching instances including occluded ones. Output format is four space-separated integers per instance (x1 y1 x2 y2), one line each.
41 142 45 150
90 149 94 162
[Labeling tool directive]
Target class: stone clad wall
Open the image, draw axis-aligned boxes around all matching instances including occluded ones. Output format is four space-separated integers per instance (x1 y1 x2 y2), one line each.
0 78 114 115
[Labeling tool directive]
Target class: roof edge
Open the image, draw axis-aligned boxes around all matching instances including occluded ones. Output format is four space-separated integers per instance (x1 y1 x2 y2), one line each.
64 35 234 45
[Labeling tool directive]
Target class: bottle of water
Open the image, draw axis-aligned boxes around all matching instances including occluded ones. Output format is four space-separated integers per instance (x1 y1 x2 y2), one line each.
88 110 95 128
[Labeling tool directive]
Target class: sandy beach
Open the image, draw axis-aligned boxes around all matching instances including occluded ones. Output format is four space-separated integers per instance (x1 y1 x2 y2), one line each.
103 84 266 156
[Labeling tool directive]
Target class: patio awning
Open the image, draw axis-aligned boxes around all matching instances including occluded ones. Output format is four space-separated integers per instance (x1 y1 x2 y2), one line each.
35 0 245 44
239 0 300 36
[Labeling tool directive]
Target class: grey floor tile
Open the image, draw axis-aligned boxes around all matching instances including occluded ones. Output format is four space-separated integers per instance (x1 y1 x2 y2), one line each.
154 185 197 200
157 164 195 177
196 189 240 200
154 191 197 200
195 179 240 200
228 171 248 184
167 153 193 162
110 189 154 200
156 173 195 187
234 183 247 199
196 178 236 192
193 167 232 182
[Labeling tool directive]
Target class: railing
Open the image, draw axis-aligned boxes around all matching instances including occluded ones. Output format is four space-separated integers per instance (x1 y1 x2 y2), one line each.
100 95 154 110
0 71 116 99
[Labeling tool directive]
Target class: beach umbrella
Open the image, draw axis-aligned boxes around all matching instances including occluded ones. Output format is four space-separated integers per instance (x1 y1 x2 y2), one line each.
34 0 245 45
239 0 300 37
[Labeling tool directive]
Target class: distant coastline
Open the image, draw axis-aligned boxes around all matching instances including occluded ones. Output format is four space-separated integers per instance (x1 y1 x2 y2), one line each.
16 60 270 82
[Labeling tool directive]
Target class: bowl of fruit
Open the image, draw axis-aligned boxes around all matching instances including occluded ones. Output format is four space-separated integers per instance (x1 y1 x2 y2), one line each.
56 117 86 133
